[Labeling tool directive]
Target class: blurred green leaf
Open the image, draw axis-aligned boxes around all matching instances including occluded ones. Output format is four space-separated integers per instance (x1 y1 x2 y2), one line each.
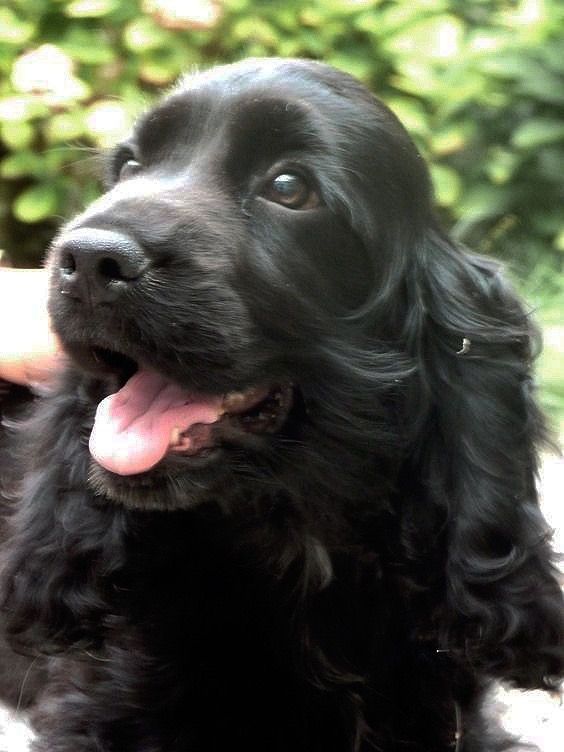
456 184 510 223
327 52 373 82
0 152 42 179
123 17 173 52
0 8 35 45
531 210 564 237
231 18 278 48
44 112 85 144
59 28 116 65
0 96 49 122
384 15 464 60
84 100 133 147
0 121 34 150
387 97 430 138
13 183 59 223
65 0 117 18
391 60 440 96
431 163 461 207
517 69 564 105
485 147 519 185
139 60 178 86
537 147 564 182
431 123 474 156
479 52 538 80
379 1 450 35
512 119 564 149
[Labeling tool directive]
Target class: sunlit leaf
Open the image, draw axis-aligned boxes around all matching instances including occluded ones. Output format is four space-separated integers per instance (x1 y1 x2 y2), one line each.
485 147 519 185
379 1 450 35
231 18 278 47
517 69 564 104
0 121 34 150
65 0 117 18
327 52 373 82
13 183 59 223
512 119 564 149
430 164 461 207
0 96 49 123
386 97 430 137
480 52 537 79
456 184 509 222
123 17 172 52
60 28 116 65
430 123 474 156
139 61 178 86
0 152 42 179
84 100 133 147
0 8 35 45
392 60 440 96
44 112 85 144
385 15 464 61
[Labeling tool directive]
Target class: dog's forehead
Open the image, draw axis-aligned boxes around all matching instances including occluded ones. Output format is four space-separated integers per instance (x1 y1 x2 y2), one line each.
175 57 369 107
138 89 315 143
133 59 373 159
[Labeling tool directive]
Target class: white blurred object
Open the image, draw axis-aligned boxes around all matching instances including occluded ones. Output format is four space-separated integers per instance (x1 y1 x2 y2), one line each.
539 453 564 559
497 686 563 752
0 705 34 751
11 44 89 106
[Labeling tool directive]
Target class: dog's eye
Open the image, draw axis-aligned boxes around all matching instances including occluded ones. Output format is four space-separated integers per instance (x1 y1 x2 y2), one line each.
109 144 142 184
264 173 319 210
118 159 142 181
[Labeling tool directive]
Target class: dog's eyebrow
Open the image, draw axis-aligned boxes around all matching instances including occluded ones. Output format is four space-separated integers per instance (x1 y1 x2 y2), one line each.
134 96 194 159
133 92 325 165
229 96 323 150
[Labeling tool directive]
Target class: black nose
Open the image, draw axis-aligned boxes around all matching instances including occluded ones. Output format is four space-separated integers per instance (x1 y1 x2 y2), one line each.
56 228 148 304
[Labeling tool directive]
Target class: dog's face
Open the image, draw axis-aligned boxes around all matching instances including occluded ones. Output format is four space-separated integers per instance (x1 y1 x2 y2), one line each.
47 58 430 509
18 60 564 695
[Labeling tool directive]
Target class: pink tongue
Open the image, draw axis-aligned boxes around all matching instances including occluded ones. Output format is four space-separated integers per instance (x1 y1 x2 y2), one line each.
89 369 223 476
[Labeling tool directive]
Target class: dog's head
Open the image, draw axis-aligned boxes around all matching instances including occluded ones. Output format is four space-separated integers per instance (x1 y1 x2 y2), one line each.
47 58 430 509
18 58 564 690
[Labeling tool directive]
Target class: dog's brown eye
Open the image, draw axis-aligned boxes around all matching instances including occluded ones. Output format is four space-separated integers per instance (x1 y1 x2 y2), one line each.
266 173 319 210
119 159 142 181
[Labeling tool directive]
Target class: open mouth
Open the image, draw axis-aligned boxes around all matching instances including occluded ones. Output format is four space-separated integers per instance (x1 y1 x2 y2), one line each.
83 346 294 477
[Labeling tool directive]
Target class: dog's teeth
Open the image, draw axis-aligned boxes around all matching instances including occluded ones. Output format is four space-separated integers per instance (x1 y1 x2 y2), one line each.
222 392 250 411
170 426 181 447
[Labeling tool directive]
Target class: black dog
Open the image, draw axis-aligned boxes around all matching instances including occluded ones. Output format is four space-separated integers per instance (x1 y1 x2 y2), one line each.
0 58 562 751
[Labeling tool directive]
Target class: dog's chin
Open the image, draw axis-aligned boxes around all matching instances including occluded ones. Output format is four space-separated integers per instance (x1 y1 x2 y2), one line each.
87 451 227 511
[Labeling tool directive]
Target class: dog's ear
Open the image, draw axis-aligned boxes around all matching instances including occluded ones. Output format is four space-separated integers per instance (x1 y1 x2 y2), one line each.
401 225 563 689
0 381 124 653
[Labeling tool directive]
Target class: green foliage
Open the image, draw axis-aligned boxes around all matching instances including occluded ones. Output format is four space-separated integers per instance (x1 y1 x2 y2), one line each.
0 0 562 423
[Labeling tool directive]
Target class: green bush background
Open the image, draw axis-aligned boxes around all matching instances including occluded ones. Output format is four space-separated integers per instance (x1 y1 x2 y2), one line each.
0 0 562 430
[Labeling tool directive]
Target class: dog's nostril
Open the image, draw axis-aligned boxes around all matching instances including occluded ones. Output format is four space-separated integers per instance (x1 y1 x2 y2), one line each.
61 252 76 276
98 256 133 283
56 227 148 304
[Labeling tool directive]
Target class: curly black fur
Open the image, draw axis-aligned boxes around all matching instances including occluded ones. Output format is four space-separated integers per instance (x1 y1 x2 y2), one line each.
0 59 562 752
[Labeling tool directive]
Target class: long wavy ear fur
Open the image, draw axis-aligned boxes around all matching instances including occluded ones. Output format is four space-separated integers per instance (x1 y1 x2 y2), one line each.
0 376 128 653
404 224 563 689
